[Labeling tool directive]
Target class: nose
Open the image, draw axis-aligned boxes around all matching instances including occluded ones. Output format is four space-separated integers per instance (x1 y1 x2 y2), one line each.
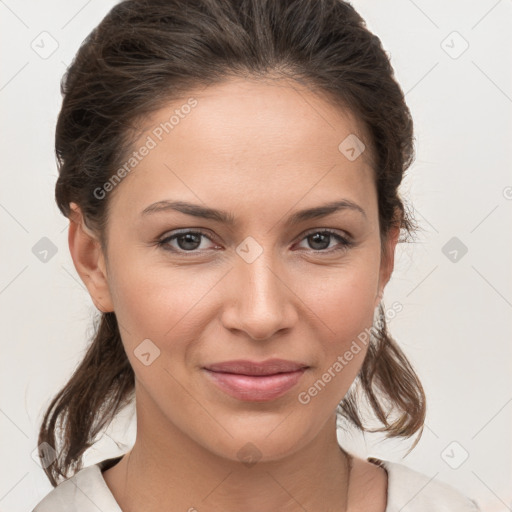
220 252 298 341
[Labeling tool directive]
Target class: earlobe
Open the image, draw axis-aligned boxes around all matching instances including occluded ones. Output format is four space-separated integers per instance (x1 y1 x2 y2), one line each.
68 202 114 313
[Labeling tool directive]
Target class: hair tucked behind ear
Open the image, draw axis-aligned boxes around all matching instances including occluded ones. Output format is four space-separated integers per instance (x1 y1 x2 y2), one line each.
37 313 134 487
39 0 427 486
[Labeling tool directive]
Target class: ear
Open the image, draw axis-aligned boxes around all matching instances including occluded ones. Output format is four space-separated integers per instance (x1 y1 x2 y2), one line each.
68 202 114 313
375 224 400 308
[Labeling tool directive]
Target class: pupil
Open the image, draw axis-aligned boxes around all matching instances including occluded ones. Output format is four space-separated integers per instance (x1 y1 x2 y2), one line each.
179 233 200 250
310 233 329 250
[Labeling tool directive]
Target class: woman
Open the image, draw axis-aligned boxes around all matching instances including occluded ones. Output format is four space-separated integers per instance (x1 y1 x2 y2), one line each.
32 0 480 510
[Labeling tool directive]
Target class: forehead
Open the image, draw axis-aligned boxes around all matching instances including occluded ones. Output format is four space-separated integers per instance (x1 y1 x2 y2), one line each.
107 77 376 221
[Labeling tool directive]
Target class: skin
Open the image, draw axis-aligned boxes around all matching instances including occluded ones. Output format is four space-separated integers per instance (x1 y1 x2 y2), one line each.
68 77 399 512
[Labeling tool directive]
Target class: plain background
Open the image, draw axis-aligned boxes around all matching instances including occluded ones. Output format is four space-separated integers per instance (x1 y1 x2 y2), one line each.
1 0 511 511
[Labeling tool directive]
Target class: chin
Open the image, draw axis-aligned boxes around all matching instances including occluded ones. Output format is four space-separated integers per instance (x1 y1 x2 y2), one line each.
197 422 314 465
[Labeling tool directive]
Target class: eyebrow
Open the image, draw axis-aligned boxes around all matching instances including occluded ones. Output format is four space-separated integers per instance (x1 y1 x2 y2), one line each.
141 199 367 225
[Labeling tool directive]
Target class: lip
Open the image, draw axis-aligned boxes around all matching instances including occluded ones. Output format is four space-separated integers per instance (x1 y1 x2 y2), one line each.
203 359 309 402
204 358 309 375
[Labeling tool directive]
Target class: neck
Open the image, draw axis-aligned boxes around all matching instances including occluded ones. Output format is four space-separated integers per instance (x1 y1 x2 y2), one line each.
104 403 352 512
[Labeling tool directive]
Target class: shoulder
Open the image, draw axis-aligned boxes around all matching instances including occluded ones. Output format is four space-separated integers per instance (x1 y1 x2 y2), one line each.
376 458 481 512
31 459 122 512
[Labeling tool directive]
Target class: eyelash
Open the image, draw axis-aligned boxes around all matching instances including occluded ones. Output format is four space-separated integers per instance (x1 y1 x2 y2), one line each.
156 228 354 255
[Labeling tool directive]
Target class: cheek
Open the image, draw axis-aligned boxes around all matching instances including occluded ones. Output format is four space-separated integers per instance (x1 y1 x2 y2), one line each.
109 274 169 336
303 253 380 336
107 252 221 358
299 255 380 389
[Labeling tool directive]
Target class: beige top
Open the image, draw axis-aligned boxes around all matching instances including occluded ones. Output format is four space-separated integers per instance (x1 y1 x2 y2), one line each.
32 455 481 512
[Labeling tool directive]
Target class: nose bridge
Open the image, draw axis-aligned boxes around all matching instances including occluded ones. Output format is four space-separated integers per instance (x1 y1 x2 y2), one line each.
223 239 295 339
240 250 281 302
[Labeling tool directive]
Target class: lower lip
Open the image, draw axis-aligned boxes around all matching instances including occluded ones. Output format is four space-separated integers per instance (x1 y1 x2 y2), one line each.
203 368 307 401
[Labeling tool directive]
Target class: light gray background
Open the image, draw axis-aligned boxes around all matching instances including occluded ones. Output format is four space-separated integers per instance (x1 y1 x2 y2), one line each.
1 1 511 511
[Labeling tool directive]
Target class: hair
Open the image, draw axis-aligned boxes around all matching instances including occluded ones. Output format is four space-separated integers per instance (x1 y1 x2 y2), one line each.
38 0 426 487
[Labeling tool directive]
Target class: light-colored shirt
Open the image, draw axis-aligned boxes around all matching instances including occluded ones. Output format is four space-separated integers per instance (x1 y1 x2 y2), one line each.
32 455 481 512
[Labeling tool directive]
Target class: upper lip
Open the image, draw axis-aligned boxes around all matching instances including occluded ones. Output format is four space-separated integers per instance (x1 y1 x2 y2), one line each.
203 359 309 376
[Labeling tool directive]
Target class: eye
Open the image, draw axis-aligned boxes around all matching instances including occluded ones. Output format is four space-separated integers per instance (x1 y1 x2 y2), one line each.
157 229 218 253
295 229 353 253
156 228 353 255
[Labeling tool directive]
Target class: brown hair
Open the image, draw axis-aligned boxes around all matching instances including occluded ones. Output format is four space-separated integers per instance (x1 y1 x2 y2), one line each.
38 0 426 487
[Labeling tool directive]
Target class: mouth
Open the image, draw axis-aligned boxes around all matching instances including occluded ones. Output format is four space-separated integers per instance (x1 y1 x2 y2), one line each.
202 359 310 401
203 358 309 375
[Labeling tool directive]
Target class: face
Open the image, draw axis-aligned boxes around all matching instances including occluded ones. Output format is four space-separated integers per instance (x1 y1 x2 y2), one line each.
70 77 398 464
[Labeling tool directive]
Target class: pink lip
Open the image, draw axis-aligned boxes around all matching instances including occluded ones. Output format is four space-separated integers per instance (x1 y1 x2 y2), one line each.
203 359 309 401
